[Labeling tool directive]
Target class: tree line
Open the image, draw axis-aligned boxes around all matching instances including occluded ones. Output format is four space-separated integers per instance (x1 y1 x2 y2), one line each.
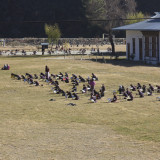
0 0 159 38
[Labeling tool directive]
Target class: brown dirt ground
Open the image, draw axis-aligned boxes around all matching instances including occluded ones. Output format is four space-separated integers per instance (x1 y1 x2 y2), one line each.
1 120 160 160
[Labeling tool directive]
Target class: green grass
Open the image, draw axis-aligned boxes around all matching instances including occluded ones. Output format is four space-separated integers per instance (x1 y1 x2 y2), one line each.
1 55 160 143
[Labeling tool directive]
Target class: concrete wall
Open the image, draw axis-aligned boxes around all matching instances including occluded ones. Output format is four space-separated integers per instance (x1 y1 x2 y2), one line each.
126 30 143 61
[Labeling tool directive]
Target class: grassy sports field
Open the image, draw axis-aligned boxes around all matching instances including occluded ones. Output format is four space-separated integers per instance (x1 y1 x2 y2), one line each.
1 55 160 159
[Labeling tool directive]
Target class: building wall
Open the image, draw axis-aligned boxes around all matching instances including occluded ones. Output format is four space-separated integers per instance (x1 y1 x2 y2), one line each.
126 30 143 61
159 32 160 63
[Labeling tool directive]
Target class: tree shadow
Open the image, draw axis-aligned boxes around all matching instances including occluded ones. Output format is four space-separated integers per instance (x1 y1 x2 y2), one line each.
88 57 159 67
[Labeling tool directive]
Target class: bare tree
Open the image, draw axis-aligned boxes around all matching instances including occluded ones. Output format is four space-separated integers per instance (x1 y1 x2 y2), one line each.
84 0 136 56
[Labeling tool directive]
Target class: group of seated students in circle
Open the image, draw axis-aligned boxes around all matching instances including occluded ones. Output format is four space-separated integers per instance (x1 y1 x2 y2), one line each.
51 72 100 101
109 83 159 103
90 84 105 103
11 72 40 86
1 64 10 70
11 70 106 102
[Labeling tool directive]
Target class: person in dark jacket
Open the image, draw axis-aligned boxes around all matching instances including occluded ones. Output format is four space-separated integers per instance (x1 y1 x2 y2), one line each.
111 93 117 102
137 89 144 98
72 93 79 100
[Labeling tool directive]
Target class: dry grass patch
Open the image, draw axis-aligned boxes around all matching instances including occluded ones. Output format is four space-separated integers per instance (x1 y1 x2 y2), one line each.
1 56 160 159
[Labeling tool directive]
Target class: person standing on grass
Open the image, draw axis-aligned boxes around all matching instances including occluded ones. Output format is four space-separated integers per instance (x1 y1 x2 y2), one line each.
100 84 105 97
89 79 96 92
45 65 50 79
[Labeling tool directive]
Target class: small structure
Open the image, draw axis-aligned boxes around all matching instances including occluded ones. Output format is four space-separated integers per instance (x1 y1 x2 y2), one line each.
41 43 49 54
113 12 160 64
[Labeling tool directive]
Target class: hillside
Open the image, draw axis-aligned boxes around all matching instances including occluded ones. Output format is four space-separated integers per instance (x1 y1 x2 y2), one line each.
135 0 160 14
0 0 159 38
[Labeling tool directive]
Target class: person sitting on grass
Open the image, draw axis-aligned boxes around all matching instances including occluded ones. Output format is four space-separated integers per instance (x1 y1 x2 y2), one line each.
65 72 68 78
137 89 144 98
21 75 26 80
26 73 33 79
28 78 34 84
86 76 90 83
53 85 60 93
96 91 101 100
40 72 46 79
91 73 98 81
51 74 56 79
72 79 79 86
82 84 87 93
123 91 128 99
130 84 136 91
34 74 38 79
87 84 91 91
1 64 10 70
64 76 69 83
142 85 146 93
34 81 39 86
156 85 160 93
108 93 117 103
149 84 154 92
54 80 59 86
126 88 131 95
147 88 152 96
127 92 134 101
137 83 142 89
58 72 63 80
66 91 72 98
11 73 21 80
61 90 66 96
7 64 10 70
90 92 97 103
118 85 125 94
72 85 77 92
92 89 101 100
71 74 77 80
72 93 79 100
79 75 86 82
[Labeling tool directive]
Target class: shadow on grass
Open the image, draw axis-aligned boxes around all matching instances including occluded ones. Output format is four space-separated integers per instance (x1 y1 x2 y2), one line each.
88 58 160 67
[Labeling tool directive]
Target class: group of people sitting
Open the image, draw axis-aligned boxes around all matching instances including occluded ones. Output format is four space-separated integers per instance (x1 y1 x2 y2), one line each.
108 83 158 103
51 72 99 101
1 64 10 70
11 66 100 101
11 66 160 104
11 72 40 86
90 84 105 103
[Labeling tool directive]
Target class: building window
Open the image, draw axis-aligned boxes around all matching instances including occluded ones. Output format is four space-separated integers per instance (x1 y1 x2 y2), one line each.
132 38 135 55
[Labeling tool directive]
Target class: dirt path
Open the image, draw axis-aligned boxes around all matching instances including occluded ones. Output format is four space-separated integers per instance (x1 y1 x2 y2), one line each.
1 120 160 160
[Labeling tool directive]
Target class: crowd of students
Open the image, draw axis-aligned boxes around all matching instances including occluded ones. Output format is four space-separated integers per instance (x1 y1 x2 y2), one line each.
108 83 159 103
11 66 106 102
11 65 160 103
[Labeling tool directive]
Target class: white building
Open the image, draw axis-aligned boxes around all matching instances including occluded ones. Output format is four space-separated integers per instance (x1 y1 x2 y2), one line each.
113 12 160 64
